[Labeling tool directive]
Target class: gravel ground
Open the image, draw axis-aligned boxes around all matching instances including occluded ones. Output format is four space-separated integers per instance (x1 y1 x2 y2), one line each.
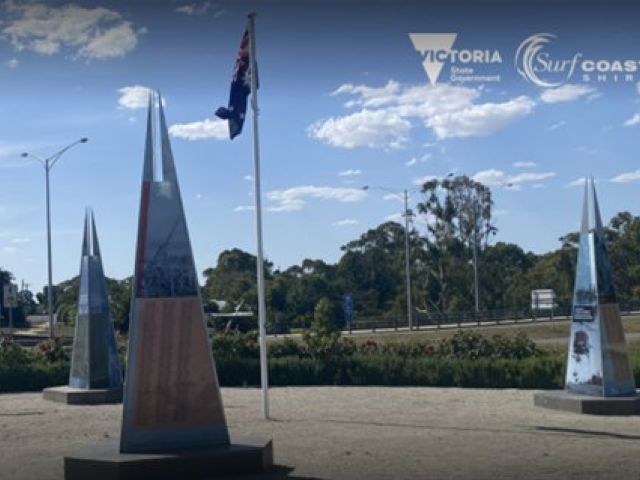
1 387 640 480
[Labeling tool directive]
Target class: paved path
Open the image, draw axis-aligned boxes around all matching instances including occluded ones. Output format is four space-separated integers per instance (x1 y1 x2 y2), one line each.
1 387 640 479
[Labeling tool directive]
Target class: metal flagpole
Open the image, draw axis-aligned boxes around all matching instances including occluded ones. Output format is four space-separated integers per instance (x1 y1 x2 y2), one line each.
247 12 270 420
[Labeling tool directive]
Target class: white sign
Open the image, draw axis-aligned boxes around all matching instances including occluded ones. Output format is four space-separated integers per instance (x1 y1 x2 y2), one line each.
3 284 18 308
531 289 555 310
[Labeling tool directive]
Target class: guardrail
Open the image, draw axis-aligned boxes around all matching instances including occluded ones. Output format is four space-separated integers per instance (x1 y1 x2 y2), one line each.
341 303 640 333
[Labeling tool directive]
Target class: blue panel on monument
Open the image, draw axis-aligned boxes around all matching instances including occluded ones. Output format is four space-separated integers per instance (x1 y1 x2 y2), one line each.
120 92 229 454
69 209 123 390
565 177 636 397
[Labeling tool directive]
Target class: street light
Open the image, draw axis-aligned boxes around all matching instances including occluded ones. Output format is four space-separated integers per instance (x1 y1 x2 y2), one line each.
22 137 88 338
363 185 416 331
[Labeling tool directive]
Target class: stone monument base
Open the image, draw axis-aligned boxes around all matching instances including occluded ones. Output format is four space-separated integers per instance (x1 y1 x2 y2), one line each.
534 389 640 415
43 386 123 405
64 436 273 480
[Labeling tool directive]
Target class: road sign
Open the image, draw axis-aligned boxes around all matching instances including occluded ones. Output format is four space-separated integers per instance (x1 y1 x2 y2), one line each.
531 289 555 310
343 294 354 331
3 284 18 308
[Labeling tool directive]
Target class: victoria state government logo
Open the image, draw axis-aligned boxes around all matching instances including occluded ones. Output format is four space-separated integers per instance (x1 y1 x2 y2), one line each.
409 33 503 85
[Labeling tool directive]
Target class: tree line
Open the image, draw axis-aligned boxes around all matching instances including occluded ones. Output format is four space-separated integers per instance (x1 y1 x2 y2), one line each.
2 175 640 333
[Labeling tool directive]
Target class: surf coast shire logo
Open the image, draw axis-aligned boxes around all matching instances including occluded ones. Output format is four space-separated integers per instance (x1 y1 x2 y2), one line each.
515 33 638 87
409 33 502 85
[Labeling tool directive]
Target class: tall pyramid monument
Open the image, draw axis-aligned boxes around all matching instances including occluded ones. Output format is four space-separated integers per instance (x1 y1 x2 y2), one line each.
565 177 635 397
120 92 229 453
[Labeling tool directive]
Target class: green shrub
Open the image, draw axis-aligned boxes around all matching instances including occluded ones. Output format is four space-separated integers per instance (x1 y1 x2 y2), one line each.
212 331 260 359
35 338 69 363
269 337 304 357
437 331 540 359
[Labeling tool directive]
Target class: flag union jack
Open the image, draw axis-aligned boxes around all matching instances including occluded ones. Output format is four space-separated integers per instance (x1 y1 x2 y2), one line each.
216 28 255 139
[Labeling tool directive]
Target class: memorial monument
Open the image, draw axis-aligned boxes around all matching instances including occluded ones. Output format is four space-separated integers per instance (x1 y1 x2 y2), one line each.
43 209 123 404
64 92 272 479
535 177 640 414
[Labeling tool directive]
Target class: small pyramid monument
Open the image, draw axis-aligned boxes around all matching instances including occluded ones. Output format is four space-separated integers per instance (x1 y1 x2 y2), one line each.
565 177 635 397
120 92 229 453
43 209 123 404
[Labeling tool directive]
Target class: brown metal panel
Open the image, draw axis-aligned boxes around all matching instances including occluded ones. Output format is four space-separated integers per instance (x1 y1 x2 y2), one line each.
131 297 225 431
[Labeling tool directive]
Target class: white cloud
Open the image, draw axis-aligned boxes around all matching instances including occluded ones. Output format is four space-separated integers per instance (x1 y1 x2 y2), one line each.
624 113 640 127
2 1 139 60
473 169 506 186
78 22 137 60
383 193 402 202
425 96 535 139
507 172 556 184
266 185 366 212
244 175 253 181
314 81 536 146
539 84 596 104
117 85 154 110
512 161 537 168
169 118 228 141
4 58 18 69
333 218 358 226
405 153 431 167
611 170 640 183
1 246 17 254
9 237 31 244
566 178 587 188
384 213 403 224
234 205 255 212
338 169 362 177
175 2 212 15
473 169 555 187
548 120 567 131
332 80 402 108
412 175 437 186
308 109 411 149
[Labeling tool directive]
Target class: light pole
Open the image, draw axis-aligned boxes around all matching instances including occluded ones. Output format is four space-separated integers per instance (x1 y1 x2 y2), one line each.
363 185 415 331
22 138 88 338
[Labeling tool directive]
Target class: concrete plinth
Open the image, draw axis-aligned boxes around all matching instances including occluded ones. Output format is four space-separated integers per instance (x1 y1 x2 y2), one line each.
534 389 640 415
43 386 123 405
64 436 273 480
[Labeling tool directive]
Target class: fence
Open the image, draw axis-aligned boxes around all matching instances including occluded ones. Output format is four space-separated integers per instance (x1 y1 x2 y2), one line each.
343 302 640 333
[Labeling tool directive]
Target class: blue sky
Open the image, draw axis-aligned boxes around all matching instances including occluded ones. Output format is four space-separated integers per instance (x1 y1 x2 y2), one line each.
1 0 640 292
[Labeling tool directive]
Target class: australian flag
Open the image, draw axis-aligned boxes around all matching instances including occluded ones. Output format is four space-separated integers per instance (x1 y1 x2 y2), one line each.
215 28 255 139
